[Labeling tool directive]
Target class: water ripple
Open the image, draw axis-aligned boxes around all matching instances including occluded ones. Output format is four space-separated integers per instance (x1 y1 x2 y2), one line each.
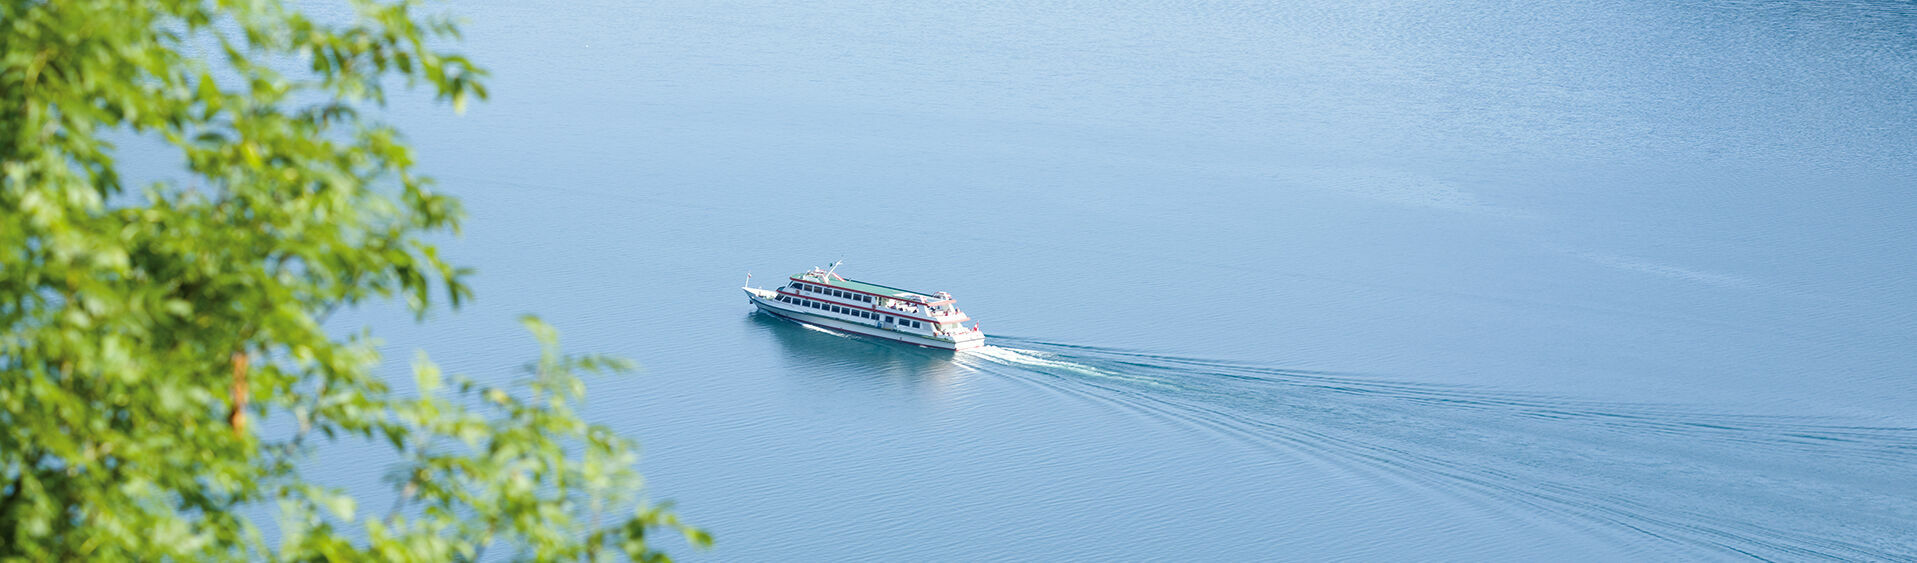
958 337 1917 560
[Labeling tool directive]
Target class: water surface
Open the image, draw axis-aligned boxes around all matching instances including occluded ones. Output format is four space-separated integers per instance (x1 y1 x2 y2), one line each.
325 0 1916 559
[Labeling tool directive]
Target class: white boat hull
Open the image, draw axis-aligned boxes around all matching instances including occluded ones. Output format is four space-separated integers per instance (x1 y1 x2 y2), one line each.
744 287 985 351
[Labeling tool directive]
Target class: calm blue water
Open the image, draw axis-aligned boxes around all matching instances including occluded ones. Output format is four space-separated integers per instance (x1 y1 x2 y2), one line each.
294 0 1917 559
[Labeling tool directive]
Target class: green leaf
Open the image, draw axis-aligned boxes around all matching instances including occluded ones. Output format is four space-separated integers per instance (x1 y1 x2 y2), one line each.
322 493 357 522
412 351 441 393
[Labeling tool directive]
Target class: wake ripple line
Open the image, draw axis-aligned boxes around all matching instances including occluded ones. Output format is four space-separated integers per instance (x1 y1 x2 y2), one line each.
956 342 1917 560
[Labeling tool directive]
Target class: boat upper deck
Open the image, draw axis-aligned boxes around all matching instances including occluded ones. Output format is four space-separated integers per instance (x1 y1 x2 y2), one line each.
792 272 941 302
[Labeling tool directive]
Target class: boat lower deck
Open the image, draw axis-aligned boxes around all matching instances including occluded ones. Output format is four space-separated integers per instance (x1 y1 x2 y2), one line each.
745 287 983 351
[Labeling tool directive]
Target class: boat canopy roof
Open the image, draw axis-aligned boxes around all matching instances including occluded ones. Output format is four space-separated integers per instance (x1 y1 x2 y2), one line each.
791 271 944 302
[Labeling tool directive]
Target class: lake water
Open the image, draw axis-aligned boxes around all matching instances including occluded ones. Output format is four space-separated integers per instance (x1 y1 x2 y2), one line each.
314 0 1916 559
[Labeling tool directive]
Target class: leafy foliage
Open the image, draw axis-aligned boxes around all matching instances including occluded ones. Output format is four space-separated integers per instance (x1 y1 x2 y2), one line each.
0 0 704 559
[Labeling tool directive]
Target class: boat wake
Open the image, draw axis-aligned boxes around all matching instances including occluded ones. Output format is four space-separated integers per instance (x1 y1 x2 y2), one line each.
956 338 1917 560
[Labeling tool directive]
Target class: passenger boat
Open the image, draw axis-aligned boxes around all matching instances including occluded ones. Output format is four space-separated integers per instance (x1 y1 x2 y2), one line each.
743 262 985 351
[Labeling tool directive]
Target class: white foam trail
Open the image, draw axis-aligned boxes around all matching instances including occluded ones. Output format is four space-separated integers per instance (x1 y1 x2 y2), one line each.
968 340 1917 560
798 323 849 337
964 346 1174 388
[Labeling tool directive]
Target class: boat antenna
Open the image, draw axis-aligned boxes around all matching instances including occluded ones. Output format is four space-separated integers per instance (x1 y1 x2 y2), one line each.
825 259 844 280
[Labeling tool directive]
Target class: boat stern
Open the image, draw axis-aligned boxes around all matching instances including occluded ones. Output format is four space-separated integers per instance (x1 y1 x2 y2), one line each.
949 329 986 351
